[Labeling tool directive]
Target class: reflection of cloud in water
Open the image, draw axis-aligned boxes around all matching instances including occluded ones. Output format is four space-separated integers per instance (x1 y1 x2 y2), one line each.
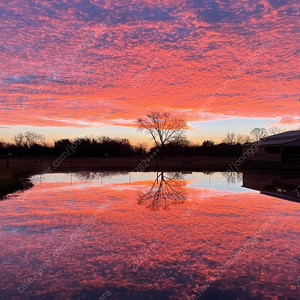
0 172 299 299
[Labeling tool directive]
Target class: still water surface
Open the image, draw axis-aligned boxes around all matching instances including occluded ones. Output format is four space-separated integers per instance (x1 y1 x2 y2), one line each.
0 172 299 299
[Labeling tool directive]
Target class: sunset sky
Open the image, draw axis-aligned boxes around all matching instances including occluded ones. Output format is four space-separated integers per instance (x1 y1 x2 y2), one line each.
0 0 299 145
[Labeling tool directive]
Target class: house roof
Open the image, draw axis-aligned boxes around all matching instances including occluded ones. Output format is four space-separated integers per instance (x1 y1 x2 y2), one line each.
243 130 300 147
263 130 300 141
261 138 300 146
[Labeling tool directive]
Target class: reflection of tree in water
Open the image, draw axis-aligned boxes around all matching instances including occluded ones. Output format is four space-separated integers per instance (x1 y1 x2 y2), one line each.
203 171 215 175
138 172 187 211
223 172 243 184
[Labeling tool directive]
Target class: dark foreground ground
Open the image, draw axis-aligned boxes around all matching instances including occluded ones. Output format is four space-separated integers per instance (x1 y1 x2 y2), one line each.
0 156 299 199
0 156 235 198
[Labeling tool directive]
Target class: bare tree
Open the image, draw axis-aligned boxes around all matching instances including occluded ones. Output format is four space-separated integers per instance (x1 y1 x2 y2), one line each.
236 134 244 144
224 132 246 145
243 135 252 143
269 127 282 135
14 132 44 147
224 132 237 145
24 131 45 147
13 133 25 147
137 112 187 158
250 128 268 142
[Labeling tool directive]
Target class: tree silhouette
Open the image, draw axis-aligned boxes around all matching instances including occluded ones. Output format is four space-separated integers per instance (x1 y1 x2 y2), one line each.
13 131 45 148
13 133 25 147
224 132 237 145
269 127 282 135
24 131 45 147
137 172 186 211
137 112 187 158
250 128 268 142
223 132 245 145
202 140 214 147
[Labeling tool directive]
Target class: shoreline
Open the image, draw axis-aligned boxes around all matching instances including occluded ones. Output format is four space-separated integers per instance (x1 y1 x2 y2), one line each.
1 156 299 200
2 155 299 170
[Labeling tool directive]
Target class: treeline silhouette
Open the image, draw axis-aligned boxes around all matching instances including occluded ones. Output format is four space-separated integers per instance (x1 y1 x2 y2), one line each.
159 142 242 156
0 136 146 157
0 134 242 157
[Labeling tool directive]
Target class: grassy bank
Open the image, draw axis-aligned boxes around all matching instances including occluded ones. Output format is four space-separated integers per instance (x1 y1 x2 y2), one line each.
0 156 239 172
0 169 33 200
1 155 299 176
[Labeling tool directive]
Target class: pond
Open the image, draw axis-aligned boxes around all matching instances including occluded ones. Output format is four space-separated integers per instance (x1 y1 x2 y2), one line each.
0 171 299 299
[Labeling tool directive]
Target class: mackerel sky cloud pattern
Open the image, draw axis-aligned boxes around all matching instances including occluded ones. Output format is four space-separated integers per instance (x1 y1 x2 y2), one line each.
0 0 299 140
